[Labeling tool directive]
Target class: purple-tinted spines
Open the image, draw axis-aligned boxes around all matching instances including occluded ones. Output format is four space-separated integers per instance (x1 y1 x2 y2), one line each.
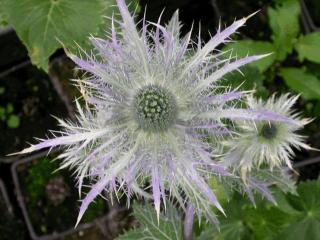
76 177 109 226
182 11 259 76
194 54 271 92
12 0 302 228
215 108 301 125
186 168 225 216
184 203 195 240
10 128 108 155
152 166 162 222
247 178 276 204
206 91 245 105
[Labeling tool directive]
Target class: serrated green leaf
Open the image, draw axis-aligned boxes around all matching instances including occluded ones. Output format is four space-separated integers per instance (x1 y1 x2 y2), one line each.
287 180 320 220
279 68 320 100
223 40 276 72
275 180 320 240
201 194 251 240
271 189 300 216
295 33 320 64
2 0 108 71
199 180 320 240
196 214 249 240
245 201 293 240
118 202 183 240
268 0 300 60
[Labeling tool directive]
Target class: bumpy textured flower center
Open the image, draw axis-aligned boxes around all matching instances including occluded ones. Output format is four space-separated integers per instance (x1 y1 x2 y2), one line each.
261 123 278 139
133 85 177 132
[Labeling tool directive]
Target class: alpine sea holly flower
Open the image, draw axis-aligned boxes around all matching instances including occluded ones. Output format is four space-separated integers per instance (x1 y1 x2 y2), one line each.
12 0 301 226
222 94 311 180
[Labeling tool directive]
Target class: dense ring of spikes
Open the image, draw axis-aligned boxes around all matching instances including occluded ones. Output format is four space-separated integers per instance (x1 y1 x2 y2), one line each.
222 94 311 181
12 0 308 228
133 85 177 132
260 123 278 140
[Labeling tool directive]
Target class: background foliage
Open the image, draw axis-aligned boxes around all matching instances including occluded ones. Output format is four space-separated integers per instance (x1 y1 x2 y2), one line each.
1 0 320 238
117 179 320 240
0 0 139 71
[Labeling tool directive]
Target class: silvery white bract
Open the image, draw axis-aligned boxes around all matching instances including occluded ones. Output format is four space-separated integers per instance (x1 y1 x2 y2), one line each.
13 0 308 226
223 94 311 180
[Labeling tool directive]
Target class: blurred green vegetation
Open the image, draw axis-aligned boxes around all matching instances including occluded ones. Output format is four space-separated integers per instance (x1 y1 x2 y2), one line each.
26 157 60 203
0 0 139 71
0 90 21 129
117 179 320 240
1 0 320 238
225 0 320 102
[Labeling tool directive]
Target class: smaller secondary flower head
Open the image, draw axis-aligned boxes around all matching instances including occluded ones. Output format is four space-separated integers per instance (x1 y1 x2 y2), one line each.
10 0 305 227
222 94 312 180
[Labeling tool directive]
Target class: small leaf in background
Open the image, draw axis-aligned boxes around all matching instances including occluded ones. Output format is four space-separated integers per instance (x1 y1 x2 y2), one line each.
118 202 183 240
279 68 320 100
2 0 111 72
268 0 300 61
223 40 276 72
295 33 320 64
224 66 268 99
6 103 14 114
0 87 5 95
7 114 20 128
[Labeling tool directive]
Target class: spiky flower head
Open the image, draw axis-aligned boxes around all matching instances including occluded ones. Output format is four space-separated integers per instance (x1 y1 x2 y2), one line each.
14 0 303 226
222 94 311 180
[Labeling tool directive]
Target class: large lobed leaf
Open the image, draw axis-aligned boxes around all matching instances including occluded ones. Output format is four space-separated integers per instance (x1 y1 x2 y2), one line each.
198 179 320 240
276 180 320 240
118 180 320 240
2 0 112 71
